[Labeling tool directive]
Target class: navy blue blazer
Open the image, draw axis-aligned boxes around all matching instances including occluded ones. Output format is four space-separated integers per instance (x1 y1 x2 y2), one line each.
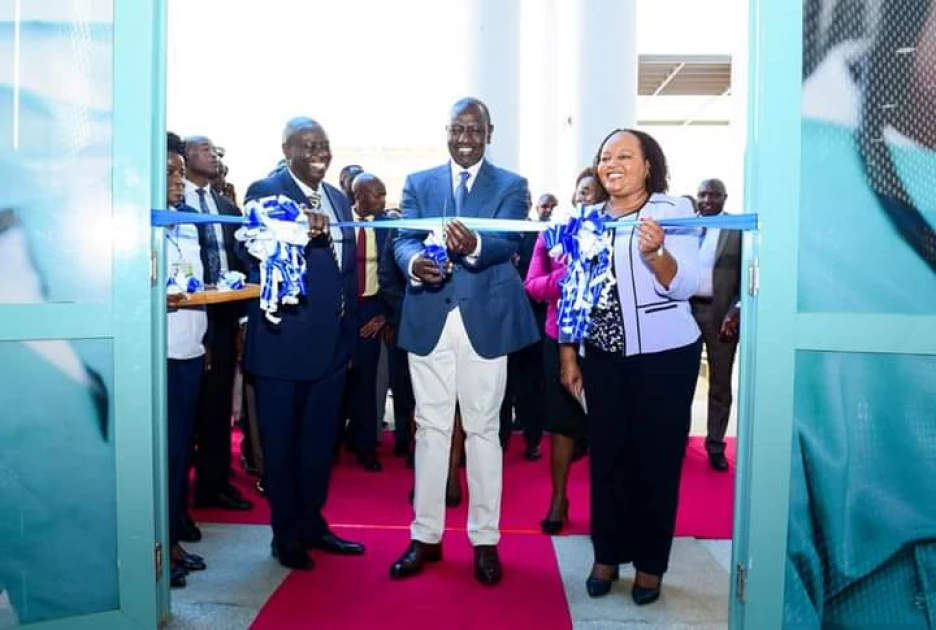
393 161 540 358
241 169 357 381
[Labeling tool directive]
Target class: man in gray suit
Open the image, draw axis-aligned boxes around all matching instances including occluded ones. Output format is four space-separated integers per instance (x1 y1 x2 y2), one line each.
690 179 742 472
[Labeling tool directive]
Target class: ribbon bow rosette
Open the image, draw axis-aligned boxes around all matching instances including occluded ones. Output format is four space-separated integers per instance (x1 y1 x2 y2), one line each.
235 195 310 324
543 206 616 342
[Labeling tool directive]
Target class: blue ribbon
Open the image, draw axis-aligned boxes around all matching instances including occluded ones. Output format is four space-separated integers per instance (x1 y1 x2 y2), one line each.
151 209 758 233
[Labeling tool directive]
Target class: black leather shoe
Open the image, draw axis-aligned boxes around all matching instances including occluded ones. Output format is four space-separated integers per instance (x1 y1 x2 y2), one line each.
271 541 314 570
195 487 253 511
390 541 442 579
356 452 383 472
181 552 206 572
473 545 502 585
180 514 202 542
586 565 619 598
709 453 730 472
307 532 365 555
632 583 662 606
170 564 187 588
524 443 543 461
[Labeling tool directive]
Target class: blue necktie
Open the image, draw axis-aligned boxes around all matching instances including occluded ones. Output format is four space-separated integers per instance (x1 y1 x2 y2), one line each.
196 188 221 285
454 170 470 216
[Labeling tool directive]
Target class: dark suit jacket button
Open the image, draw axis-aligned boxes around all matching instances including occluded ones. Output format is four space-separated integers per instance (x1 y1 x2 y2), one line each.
444 298 452 304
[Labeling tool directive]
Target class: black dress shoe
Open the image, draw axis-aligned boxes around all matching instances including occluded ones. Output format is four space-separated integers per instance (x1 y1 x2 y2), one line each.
271 541 314 570
180 552 206 572
390 541 442 579
632 583 662 606
356 452 383 472
586 565 619 598
180 515 202 543
170 564 187 588
195 488 253 511
524 443 543 461
307 532 365 555
473 545 502 585
709 452 730 472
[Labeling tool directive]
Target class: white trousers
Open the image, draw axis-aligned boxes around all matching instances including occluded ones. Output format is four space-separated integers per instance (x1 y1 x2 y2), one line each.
408 308 507 546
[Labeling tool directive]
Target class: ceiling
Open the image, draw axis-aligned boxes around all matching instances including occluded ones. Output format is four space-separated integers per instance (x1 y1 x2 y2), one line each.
638 54 732 97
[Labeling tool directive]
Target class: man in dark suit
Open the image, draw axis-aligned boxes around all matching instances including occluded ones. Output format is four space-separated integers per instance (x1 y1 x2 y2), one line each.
182 136 253 513
690 179 742 472
389 97 540 585
241 117 365 569
342 172 393 471
499 192 550 460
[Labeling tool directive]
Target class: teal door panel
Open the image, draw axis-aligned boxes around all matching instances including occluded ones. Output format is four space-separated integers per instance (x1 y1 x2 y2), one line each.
739 1 936 628
0 0 164 628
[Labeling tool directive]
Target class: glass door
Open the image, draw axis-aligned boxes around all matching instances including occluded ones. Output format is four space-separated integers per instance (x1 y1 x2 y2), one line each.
0 0 164 628
737 0 936 627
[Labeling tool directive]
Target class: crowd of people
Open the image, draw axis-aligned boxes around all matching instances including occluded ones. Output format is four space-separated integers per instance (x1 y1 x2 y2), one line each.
163 97 742 605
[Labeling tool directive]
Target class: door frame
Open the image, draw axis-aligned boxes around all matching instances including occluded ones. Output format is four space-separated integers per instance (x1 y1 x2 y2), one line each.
731 0 804 628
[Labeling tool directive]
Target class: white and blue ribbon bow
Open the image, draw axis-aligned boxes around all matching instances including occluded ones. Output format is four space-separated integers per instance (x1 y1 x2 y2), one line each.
543 205 616 342
234 195 310 324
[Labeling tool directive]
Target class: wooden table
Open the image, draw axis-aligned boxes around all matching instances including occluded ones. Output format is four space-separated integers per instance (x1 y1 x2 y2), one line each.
169 284 260 307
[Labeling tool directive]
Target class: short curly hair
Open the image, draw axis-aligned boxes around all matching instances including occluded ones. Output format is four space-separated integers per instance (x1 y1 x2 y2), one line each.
592 128 669 195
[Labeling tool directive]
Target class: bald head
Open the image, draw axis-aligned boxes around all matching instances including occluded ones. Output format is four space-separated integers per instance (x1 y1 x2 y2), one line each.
697 178 727 216
351 172 387 217
281 117 323 145
281 116 331 188
536 193 558 221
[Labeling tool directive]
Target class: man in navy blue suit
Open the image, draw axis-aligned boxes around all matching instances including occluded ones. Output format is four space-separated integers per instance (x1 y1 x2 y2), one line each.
389 98 540 585
241 117 365 570
341 172 393 471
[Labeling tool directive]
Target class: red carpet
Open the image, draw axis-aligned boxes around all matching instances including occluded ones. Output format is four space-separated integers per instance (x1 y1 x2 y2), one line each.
193 432 735 539
249 528 571 630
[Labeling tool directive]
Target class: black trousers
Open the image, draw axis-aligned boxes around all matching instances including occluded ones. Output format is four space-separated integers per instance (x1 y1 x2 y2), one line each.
499 340 545 447
167 357 203 546
255 367 346 550
194 304 239 500
581 339 702 575
344 297 383 454
388 342 415 448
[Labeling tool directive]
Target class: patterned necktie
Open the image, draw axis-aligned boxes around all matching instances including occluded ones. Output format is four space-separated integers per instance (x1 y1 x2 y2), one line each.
454 170 470 216
196 188 221 285
309 192 345 317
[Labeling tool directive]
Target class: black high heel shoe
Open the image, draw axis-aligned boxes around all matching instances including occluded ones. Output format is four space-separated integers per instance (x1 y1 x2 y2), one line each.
585 564 619 598
632 576 662 605
540 500 569 535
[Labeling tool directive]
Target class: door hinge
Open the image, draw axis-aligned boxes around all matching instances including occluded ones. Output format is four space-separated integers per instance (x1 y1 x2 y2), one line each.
155 542 163 581
735 562 747 603
747 257 759 297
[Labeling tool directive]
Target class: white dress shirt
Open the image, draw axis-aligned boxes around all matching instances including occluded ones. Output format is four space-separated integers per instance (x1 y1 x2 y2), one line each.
184 180 230 274
695 222 721 298
166 220 207 360
287 169 344 268
406 159 484 283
